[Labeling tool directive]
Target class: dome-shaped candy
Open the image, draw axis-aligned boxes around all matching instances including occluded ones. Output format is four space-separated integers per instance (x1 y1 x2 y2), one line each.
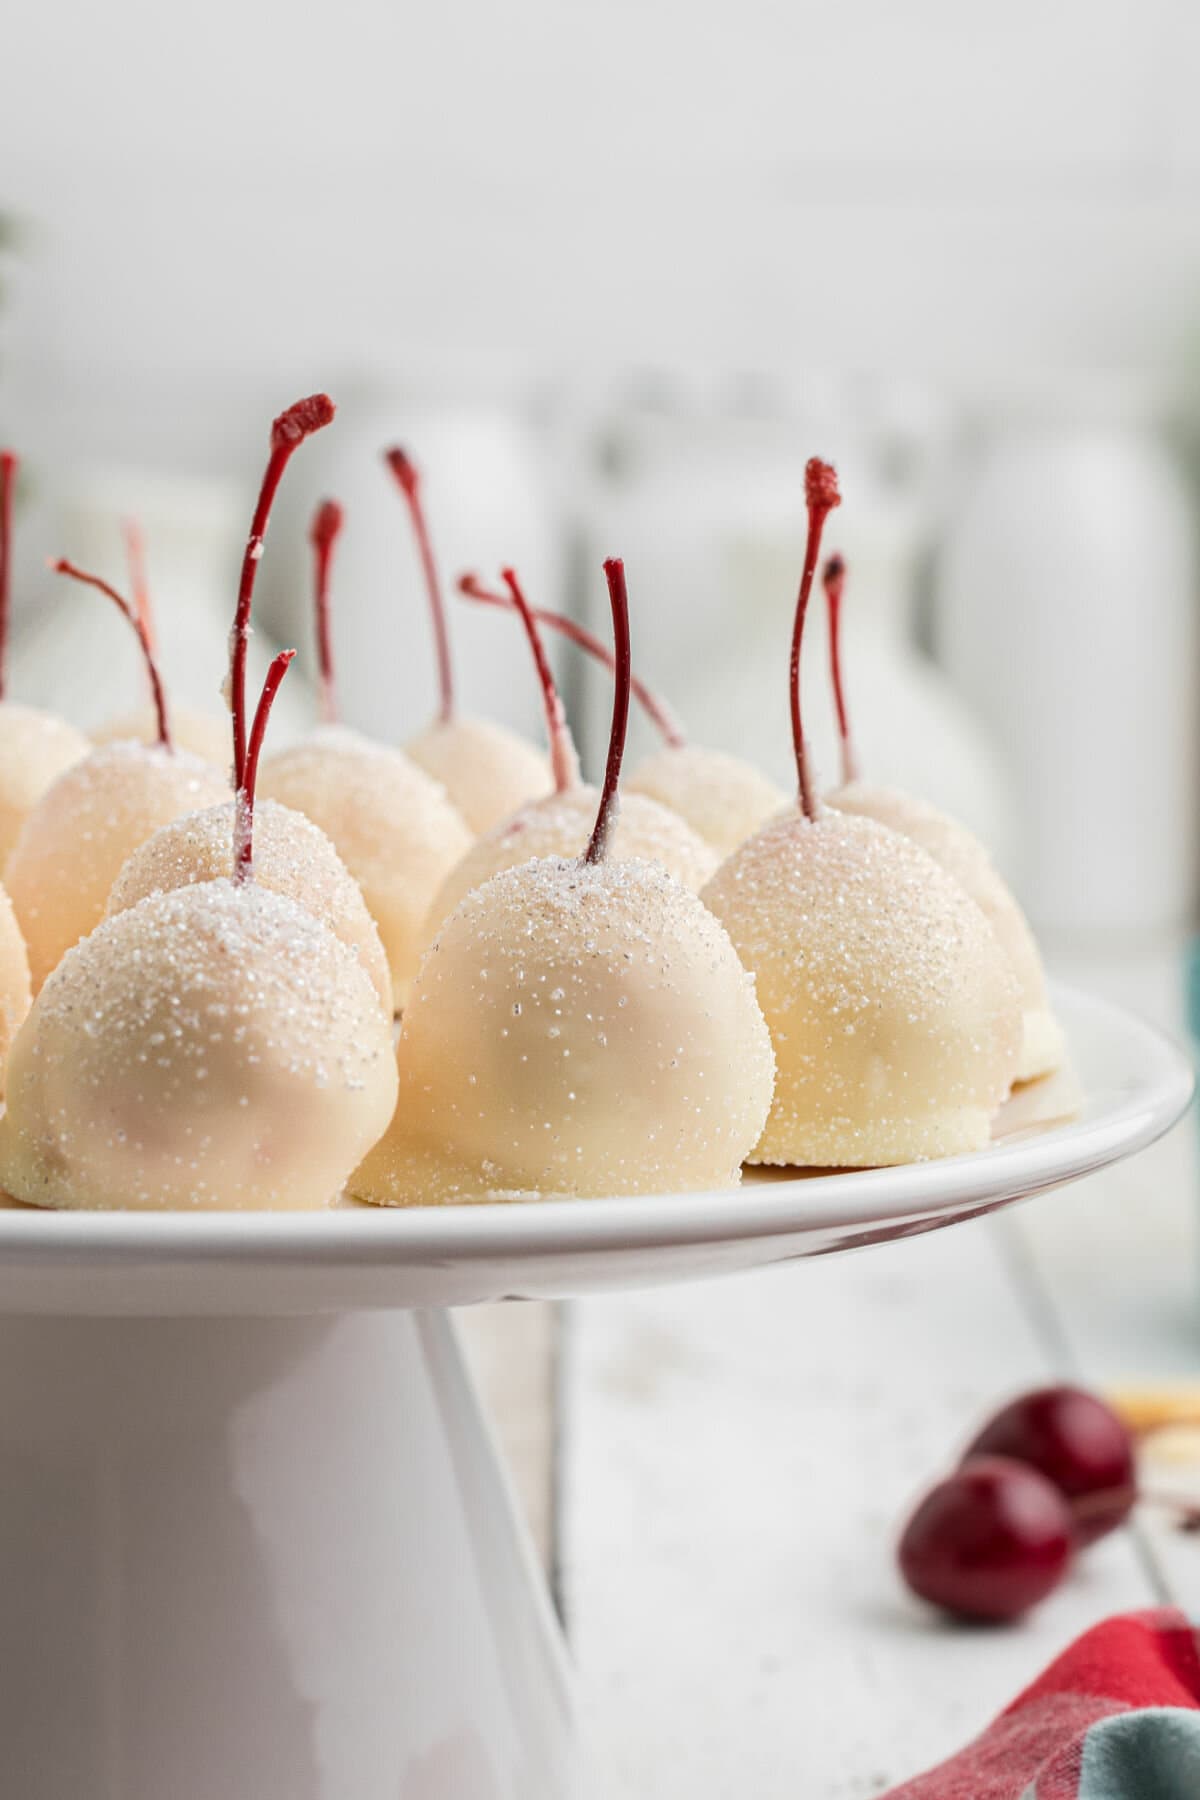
702 460 1021 1167
703 809 1020 1165
5 740 228 990
352 558 773 1205
261 727 471 1009
0 878 397 1211
2 489 400 1216
108 796 392 1015
352 858 773 1204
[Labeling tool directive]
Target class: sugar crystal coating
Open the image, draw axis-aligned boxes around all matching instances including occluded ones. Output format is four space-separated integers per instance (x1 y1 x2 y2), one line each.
406 714 552 835
107 796 393 1014
351 854 775 1205
0 702 91 866
260 725 472 1010
702 808 1022 1167
4 740 229 991
628 743 788 859
427 786 718 938
0 879 397 1211
830 781 1064 1082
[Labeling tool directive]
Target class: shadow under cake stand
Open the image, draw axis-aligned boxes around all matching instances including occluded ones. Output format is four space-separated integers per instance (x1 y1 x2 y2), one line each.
0 983 1189 1799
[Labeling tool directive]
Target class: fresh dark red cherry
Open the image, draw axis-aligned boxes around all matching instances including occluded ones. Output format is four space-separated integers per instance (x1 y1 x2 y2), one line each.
962 1386 1136 1548
898 1455 1073 1622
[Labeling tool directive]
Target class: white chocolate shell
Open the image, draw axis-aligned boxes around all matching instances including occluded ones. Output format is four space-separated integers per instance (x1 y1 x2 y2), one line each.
351 855 775 1205
702 809 1022 1167
0 879 398 1211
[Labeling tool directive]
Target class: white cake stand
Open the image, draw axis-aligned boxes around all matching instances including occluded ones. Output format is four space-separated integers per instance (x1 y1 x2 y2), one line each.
0 984 1190 1800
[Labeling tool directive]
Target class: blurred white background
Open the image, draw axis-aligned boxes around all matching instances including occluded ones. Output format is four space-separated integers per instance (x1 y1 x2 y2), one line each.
4 0 1200 936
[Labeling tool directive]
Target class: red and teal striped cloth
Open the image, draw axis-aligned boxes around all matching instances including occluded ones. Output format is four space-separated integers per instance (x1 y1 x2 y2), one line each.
884 1610 1200 1797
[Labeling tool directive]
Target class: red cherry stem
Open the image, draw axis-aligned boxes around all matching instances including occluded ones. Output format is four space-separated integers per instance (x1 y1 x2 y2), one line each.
234 648 296 882
500 568 580 794
309 498 344 725
791 459 842 819
583 558 631 866
231 395 335 787
50 557 172 749
0 450 16 701
122 517 156 656
384 447 453 725
457 574 688 749
822 553 859 785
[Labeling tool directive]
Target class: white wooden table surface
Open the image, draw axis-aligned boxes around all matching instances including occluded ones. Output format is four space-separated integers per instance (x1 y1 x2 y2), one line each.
460 942 1200 1798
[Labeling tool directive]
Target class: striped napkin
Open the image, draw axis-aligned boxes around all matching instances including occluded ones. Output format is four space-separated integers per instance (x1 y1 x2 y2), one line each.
884 1610 1200 1798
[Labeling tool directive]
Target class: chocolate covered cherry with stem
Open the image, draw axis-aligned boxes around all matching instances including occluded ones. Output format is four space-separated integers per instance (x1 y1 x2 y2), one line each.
823 553 1063 1085
4 559 227 990
457 573 786 857
384 447 551 833
260 485 471 1009
425 567 716 935
702 459 1023 1168
0 450 91 863
108 415 393 1015
351 557 774 1208
0 650 398 1212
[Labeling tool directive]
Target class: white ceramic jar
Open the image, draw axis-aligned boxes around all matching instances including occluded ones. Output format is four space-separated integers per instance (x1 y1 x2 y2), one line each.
935 411 1198 939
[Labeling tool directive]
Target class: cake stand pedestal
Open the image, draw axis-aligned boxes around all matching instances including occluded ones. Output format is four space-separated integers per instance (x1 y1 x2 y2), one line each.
0 986 1188 1800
